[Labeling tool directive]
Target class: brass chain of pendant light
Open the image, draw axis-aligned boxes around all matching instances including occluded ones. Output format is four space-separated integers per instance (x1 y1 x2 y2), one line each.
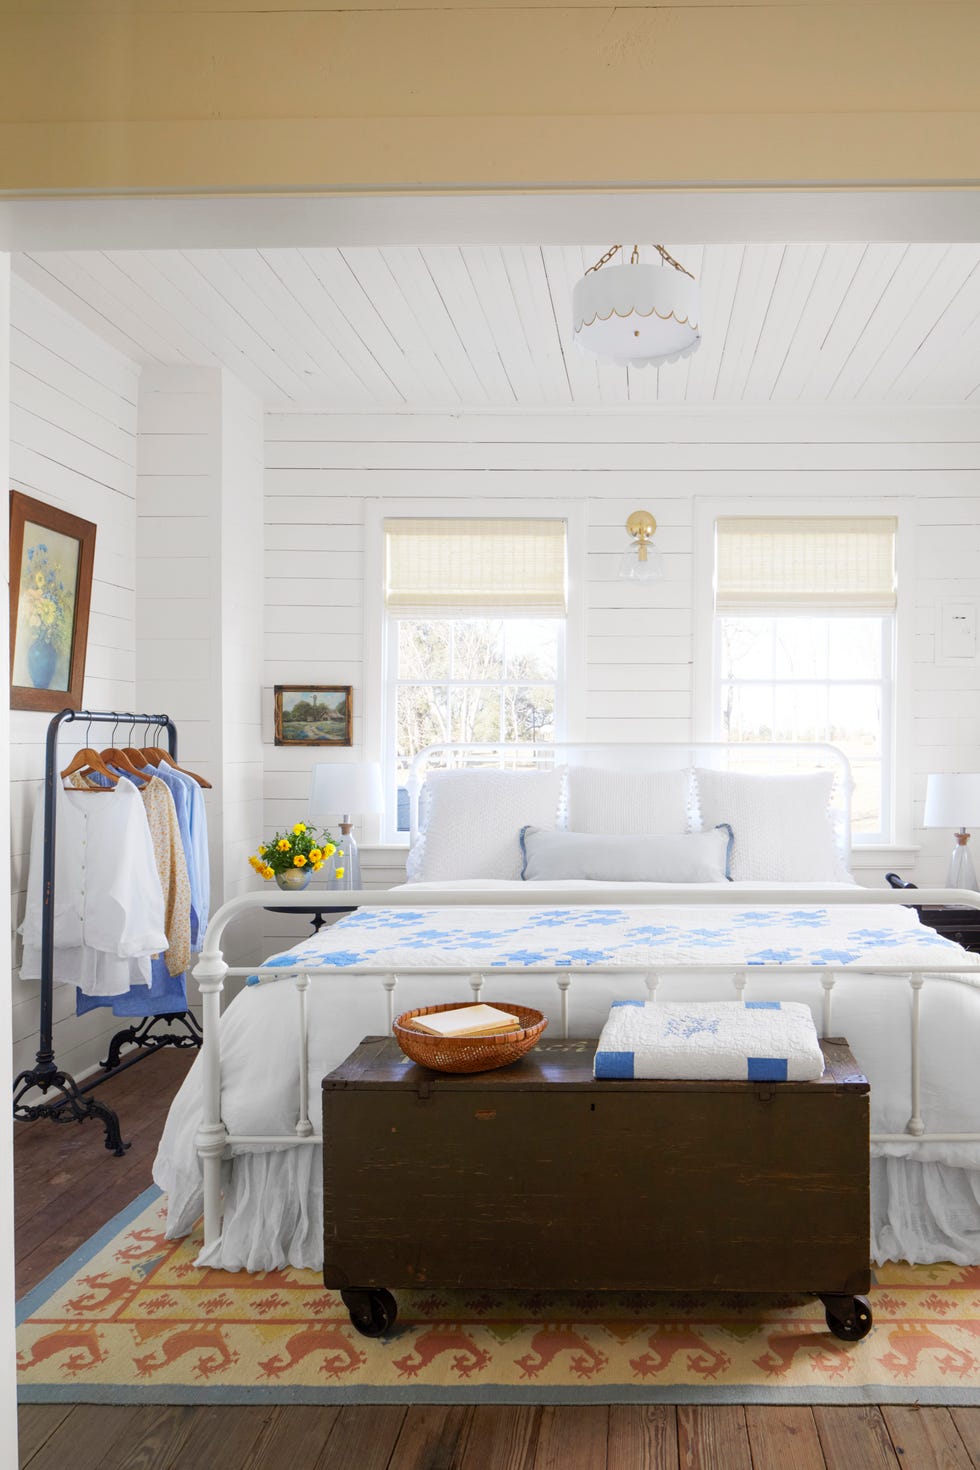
585 244 695 280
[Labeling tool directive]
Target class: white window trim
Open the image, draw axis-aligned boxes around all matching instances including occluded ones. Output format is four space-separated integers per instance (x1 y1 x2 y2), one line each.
693 494 916 850
364 497 587 844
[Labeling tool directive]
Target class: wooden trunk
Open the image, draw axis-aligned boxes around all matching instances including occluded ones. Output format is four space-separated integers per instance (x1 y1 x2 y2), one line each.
322 1036 870 1300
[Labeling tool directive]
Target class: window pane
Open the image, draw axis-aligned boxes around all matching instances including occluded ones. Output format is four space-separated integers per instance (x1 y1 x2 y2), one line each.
773 618 828 680
450 687 502 744
398 620 449 679
396 685 448 769
505 620 559 680
774 684 828 742
450 619 504 680
504 685 556 743
718 617 773 679
829 617 882 678
850 759 883 835
720 684 774 742
829 684 882 756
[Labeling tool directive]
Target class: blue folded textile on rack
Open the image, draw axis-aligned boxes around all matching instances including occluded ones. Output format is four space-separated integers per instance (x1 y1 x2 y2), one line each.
76 956 187 1019
593 999 825 1082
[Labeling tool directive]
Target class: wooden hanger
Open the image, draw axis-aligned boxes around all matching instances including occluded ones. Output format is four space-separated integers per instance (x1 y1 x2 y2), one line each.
60 747 120 788
141 745 212 790
97 747 150 787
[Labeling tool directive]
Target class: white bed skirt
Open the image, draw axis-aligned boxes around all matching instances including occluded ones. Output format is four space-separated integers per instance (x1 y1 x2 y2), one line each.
162 1143 980 1274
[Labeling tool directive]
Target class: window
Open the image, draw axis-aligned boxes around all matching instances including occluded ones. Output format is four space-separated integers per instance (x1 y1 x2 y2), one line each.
383 518 567 837
712 516 897 842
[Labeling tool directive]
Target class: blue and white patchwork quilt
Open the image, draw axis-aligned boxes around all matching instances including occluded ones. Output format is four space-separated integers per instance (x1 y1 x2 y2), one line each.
257 901 980 978
594 999 826 1081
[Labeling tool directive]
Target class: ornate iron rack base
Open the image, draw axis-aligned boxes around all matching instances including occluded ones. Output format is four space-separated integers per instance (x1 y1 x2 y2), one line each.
13 1011 202 1157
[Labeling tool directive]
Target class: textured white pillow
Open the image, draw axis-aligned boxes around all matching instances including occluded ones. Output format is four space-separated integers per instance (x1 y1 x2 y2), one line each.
567 766 691 835
694 768 840 882
415 768 565 881
520 824 732 883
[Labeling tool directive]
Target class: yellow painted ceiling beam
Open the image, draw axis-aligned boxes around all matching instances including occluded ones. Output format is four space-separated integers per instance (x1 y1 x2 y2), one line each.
0 2 977 194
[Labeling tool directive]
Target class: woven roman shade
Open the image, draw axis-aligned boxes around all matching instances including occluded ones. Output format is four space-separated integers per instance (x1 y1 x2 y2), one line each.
715 516 897 612
384 518 567 614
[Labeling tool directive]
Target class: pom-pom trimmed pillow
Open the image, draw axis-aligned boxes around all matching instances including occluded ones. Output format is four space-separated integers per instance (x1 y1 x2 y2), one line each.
414 768 565 881
694 768 841 882
520 824 733 884
567 766 690 836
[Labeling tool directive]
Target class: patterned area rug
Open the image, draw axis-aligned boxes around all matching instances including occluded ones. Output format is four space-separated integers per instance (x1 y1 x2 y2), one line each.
16 1188 980 1405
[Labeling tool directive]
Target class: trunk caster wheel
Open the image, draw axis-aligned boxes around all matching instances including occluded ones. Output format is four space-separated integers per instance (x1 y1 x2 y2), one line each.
341 1288 397 1338
821 1294 873 1341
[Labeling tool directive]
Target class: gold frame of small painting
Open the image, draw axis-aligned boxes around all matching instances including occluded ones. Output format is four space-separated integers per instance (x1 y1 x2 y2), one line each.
9 490 97 713
274 685 353 746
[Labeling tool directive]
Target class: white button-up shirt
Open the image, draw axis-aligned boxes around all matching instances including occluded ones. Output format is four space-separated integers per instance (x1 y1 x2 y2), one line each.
21 778 169 996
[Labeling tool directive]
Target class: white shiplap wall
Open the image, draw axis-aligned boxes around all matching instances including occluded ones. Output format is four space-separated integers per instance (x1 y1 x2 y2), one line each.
10 279 141 1082
262 406 980 951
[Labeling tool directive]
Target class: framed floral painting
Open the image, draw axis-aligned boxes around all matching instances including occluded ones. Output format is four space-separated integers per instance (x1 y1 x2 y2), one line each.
9 491 97 712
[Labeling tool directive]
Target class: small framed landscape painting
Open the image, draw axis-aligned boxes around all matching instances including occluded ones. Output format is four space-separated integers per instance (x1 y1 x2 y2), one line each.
9 491 97 713
274 685 353 746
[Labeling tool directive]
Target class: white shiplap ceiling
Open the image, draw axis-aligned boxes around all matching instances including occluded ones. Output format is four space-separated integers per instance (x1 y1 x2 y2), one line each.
14 244 980 411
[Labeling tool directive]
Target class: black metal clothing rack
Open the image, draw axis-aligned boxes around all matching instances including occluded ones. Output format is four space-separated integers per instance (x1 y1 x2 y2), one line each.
12 708 203 1156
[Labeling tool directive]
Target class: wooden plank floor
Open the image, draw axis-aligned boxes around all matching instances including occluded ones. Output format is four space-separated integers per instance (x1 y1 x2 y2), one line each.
15 1050 980 1469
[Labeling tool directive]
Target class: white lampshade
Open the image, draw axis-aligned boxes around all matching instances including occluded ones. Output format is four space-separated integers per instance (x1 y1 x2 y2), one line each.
573 248 701 369
923 773 980 828
309 761 384 820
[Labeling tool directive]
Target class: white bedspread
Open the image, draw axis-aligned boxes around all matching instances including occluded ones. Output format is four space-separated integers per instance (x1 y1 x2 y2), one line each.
153 881 980 1271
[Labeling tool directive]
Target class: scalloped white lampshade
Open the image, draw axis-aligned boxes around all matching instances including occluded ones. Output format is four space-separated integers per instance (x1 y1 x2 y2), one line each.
573 258 701 368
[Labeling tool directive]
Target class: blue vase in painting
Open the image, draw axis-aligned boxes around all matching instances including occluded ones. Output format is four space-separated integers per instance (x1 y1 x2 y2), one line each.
27 637 58 690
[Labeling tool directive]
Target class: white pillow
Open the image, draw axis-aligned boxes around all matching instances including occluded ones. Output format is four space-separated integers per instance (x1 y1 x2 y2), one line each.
567 767 691 835
520 824 733 883
414 768 565 881
694 767 841 882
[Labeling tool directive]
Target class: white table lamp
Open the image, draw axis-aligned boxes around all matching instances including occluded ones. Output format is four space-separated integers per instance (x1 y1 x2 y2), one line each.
308 762 384 891
923 773 980 891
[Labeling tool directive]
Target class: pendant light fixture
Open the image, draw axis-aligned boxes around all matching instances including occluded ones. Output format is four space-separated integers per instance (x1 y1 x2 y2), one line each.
572 245 701 368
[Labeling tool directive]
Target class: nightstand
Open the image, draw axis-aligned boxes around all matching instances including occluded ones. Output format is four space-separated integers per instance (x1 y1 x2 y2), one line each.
264 903 356 934
884 873 980 953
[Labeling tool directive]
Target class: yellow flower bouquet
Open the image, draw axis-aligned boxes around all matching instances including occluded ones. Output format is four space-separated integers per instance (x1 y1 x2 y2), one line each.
247 822 342 887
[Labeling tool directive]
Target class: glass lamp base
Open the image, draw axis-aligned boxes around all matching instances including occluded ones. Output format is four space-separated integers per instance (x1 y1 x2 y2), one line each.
947 836 978 892
327 828 361 892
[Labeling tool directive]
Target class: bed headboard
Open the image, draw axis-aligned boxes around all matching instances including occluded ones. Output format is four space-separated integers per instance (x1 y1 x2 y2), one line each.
406 741 853 866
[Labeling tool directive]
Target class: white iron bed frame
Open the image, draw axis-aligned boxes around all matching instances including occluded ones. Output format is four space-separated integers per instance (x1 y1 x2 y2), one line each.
190 742 980 1252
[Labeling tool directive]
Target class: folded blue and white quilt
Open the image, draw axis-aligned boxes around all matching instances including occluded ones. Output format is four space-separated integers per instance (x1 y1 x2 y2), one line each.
257 901 980 978
594 999 825 1081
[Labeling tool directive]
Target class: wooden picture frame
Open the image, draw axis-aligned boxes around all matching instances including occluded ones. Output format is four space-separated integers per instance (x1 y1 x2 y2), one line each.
274 685 353 746
9 491 97 713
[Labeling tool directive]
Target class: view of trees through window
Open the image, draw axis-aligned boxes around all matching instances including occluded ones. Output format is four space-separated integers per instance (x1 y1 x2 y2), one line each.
717 613 891 837
393 616 560 775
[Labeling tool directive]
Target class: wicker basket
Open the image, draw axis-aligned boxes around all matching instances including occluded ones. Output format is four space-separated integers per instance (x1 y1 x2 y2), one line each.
393 1002 547 1075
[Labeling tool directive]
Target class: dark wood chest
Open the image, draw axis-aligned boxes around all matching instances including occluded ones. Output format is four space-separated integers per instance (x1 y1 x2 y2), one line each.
322 1035 871 1338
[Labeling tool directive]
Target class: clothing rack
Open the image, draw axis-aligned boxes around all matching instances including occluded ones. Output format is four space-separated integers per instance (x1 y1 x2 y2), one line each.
12 708 204 1156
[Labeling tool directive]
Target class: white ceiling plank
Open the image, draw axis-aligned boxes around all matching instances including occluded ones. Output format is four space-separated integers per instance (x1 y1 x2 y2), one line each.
683 243 745 403
64 251 224 371
884 258 980 402
713 243 785 402
855 245 980 402
794 243 909 401
256 248 393 407
16 253 170 365
298 248 439 406
379 246 491 405
499 247 572 406
740 243 826 402
826 244 951 403
419 246 518 404
769 244 868 400
654 244 704 405
541 245 601 405
333 248 462 407
141 248 316 404
461 247 548 407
